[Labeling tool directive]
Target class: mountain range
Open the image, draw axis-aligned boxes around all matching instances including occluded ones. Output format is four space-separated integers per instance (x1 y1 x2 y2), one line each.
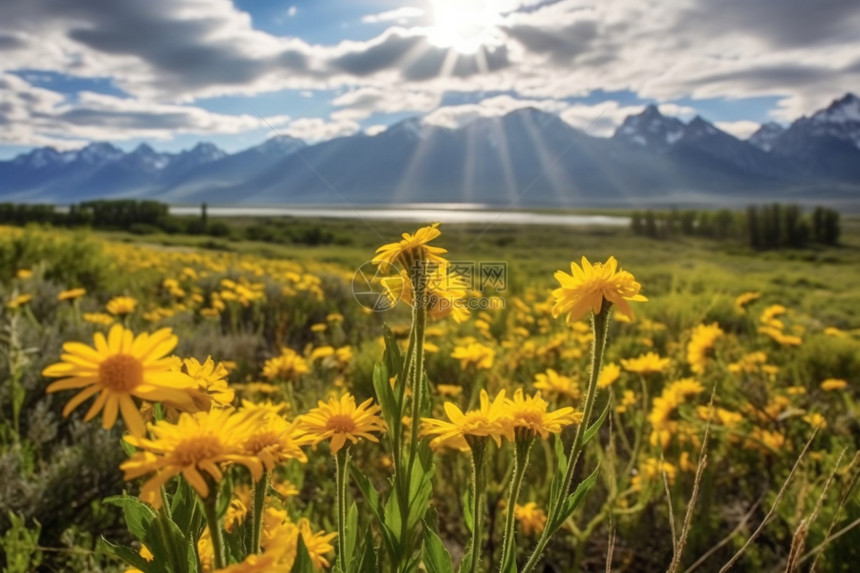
2 93 860 209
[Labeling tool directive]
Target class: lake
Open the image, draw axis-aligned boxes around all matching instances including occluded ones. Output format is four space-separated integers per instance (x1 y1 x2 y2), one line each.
168 205 630 226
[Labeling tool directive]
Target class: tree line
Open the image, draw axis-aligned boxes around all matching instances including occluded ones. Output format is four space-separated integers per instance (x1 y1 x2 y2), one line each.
630 204 841 249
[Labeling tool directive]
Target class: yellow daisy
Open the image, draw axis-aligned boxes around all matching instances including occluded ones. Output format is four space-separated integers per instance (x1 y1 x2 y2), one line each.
514 502 547 536
551 256 646 323
420 389 513 450
120 408 263 506
621 352 671 374
298 394 386 454
371 223 448 273
58 288 87 301
42 325 195 437
179 356 235 411
106 296 138 316
504 389 582 439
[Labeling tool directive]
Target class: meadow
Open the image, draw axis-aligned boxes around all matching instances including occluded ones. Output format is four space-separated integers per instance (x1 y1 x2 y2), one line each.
1 214 859 573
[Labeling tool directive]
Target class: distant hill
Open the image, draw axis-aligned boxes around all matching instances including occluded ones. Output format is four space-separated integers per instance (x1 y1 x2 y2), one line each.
2 93 860 209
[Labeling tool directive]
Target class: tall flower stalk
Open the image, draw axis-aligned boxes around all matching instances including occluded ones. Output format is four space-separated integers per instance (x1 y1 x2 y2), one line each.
522 256 645 572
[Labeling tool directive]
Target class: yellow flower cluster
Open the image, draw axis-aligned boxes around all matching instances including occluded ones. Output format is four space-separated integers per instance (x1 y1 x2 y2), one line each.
686 323 724 374
420 389 581 451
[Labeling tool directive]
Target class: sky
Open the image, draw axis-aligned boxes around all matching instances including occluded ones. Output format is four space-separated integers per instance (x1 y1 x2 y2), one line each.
1 0 859 159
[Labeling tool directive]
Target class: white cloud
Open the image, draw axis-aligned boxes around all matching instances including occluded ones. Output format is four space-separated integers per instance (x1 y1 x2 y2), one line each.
2 0 859 147
331 87 440 121
361 7 425 24
364 124 387 136
283 117 360 142
422 95 567 129
0 73 289 147
716 120 762 139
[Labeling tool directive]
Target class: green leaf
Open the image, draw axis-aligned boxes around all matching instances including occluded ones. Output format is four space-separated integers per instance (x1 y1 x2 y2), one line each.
382 323 404 379
100 537 151 571
353 527 378 573
422 521 454 573
291 534 315 573
169 478 202 534
349 463 398 557
461 489 473 534
104 494 158 542
552 464 600 532
372 363 399 438
548 435 567 511
345 502 358 568
583 401 610 447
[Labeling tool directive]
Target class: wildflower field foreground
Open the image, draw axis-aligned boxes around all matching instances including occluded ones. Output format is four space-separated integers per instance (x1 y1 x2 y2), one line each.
1 217 860 573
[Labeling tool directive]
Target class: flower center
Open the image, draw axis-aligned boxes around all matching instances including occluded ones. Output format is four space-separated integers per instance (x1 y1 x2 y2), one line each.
244 432 279 454
99 354 144 392
326 414 356 434
172 435 223 466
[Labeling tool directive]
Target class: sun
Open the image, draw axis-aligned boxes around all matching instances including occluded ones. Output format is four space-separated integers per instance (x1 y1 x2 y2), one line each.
427 0 506 54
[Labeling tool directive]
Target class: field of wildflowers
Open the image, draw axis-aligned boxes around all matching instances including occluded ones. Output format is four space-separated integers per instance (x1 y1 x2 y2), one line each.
1 219 859 572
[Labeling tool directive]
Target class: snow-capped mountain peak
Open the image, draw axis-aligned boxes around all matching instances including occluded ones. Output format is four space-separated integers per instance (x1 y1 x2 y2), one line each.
127 144 169 170
793 93 860 148
749 122 785 151
77 142 124 165
811 93 860 124
613 104 686 150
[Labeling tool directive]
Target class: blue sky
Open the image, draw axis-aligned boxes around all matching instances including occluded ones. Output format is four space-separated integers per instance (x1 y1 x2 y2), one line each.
0 0 858 159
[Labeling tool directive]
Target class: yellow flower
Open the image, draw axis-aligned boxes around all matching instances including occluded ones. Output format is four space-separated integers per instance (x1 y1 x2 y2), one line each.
180 357 235 411
803 413 827 429
533 368 580 401
420 389 512 450
382 265 470 323
215 523 299 572
597 362 621 388
436 384 463 397
238 406 311 471
632 457 677 490
6 294 32 309
648 378 704 448
298 518 337 570
551 256 646 323
58 288 86 301
42 325 195 437
757 326 802 346
120 409 263 506
262 348 309 381
451 342 495 370
106 296 138 316
83 312 115 325
16 269 33 279
621 352 671 375
504 389 581 439
371 223 448 273
298 394 385 454
514 502 547 536
760 304 786 328
734 291 761 312
616 390 636 413
224 485 252 533
687 323 723 374
820 378 847 391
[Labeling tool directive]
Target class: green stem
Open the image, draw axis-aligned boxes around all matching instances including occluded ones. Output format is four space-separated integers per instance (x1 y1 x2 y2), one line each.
203 491 226 570
251 471 268 554
500 435 533 571
468 439 487 573
521 305 611 573
336 449 349 571
400 267 429 567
